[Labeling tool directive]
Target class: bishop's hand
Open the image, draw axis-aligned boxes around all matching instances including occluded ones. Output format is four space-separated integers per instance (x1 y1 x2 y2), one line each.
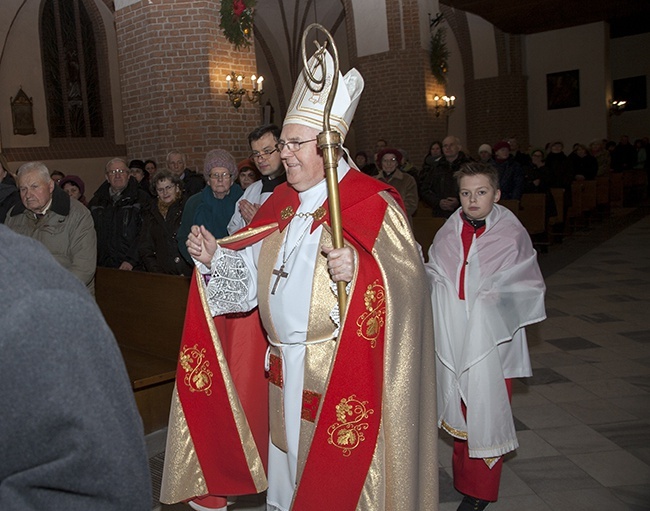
187 225 218 266
323 245 354 283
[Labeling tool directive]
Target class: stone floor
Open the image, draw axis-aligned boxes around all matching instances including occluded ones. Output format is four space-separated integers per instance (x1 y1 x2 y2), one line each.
149 204 650 511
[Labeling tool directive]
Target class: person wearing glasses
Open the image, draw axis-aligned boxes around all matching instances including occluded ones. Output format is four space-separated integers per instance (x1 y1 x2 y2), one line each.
227 124 287 234
176 149 243 265
88 158 153 270
138 170 192 275
162 48 436 511
375 147 419 223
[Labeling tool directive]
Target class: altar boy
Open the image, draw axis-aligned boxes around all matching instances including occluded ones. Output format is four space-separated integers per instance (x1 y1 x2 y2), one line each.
426 161 546 511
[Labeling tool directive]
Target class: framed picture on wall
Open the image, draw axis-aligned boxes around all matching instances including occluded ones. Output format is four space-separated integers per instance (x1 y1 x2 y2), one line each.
546 70 580 110
613 76 647 111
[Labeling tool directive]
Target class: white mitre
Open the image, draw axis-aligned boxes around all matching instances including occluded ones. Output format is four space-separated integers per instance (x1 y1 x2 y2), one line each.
283 48 364 141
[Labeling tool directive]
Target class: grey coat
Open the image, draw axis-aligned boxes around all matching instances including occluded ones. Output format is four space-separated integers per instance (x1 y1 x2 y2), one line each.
0 225 151 511
6 185 97 293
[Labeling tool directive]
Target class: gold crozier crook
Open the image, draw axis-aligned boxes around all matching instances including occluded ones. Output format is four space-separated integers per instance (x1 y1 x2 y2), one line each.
299 23 347 318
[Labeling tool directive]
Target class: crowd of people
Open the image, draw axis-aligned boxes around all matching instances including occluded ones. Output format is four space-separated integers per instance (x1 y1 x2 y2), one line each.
352 133 649 226
2 56 646 510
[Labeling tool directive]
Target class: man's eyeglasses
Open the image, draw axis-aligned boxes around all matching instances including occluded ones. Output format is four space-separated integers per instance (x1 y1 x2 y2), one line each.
250 148 278 160
275 139 317 153
209 172 231 181
107 169 127 175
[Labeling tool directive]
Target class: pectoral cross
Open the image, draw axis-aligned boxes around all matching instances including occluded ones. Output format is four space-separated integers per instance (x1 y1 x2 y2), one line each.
271 264 288 294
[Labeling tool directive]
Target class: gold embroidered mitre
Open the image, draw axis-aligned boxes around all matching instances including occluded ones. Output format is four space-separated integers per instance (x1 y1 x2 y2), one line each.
284 48 364 142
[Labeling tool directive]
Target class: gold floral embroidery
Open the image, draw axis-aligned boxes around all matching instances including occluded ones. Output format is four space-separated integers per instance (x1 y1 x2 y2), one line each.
179 344 213 396
327 395 374 456
280 206 295 220
356 280 385 348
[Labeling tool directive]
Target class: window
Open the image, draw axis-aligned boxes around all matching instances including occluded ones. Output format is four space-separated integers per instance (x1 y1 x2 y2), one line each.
41 0 103 137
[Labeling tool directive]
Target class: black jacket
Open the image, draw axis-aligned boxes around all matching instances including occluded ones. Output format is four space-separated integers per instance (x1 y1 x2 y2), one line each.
139 197 192 275
89 177 152 268
420 152 471 217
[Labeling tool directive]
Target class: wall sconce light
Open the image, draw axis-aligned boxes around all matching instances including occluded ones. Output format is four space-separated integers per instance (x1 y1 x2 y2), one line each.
434 94 456 117
609 99 626 116
226 73 264 109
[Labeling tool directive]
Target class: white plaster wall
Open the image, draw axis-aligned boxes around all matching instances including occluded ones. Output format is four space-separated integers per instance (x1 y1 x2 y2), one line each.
353 0 389 57
525 22 609 148
467 12 497 80
610 32 650 140
0 0 49 149
0 0 124 149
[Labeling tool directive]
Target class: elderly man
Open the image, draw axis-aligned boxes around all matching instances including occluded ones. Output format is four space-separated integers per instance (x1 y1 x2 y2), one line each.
227 124 287 234
6 161 96 292
161 48 437 511
166 150 206 197
89 158 152 270
420 135 471 217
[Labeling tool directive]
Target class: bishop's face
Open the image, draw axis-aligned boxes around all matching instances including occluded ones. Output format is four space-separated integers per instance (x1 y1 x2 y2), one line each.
278 124 324 193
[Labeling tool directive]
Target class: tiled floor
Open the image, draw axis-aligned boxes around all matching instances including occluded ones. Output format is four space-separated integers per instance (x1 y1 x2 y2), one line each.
150 205 650 511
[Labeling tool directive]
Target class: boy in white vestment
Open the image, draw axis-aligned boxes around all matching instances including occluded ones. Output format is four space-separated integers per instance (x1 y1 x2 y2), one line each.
425 161 546 511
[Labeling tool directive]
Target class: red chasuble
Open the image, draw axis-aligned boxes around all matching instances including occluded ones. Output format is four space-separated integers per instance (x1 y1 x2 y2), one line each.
224 171 404 510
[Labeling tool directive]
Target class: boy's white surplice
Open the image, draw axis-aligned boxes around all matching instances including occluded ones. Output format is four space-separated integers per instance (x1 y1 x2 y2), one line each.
426 204 546 459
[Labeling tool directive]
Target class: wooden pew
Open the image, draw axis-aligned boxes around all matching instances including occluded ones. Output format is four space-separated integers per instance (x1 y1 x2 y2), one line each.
412 216 447 261
499 199 520 217
95 267 190 434
548 188 565 241
610 172 624 207
519 193 546 236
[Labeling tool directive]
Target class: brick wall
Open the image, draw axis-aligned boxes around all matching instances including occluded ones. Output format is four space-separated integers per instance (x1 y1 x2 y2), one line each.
341 1 531 165
115 0 261 172
345 0 446 168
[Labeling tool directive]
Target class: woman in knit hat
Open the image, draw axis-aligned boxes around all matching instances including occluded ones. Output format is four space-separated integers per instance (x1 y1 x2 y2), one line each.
176 149 243 264
59 175 88 207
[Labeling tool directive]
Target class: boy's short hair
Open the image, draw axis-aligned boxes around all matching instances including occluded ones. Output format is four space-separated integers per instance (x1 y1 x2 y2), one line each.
453 161 500 191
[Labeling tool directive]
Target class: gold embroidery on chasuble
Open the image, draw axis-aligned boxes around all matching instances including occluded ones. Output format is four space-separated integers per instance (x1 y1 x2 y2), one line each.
280 206 294 220
256 230 288 453
356 280 386 348
269 354 283 388
301 390 322 423
327 395 375 457
179 345 213 395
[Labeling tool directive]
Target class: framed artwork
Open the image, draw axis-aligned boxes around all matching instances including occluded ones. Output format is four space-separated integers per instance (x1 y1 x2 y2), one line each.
546 70 580 110
613 75 647 111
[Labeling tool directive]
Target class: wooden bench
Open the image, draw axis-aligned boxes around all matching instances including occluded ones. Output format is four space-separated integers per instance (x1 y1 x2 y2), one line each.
95 267 190 434
518 193 546 236
412 216 447 260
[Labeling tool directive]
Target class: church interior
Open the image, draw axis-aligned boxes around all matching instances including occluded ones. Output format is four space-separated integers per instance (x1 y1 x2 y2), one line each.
1 0 649 509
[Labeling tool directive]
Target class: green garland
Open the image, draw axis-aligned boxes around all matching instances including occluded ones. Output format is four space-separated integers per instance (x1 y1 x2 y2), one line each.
219 0 256 50
429 28 449 85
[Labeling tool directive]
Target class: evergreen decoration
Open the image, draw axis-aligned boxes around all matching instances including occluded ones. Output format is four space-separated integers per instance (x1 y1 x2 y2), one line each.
429 28 449 85
219 0 256 50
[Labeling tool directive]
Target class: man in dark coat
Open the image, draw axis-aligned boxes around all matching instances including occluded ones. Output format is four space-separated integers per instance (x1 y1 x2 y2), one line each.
89 157 152 270
166 150 205 197
0 225 151 511
420 135 471 217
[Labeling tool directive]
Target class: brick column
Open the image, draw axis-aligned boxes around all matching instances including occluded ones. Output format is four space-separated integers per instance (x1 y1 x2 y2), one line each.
345 0 445 165
115 1 260 171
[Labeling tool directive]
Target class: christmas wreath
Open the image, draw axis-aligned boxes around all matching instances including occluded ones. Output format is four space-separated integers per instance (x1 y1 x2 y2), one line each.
429 28 449 85
219 0 256 49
